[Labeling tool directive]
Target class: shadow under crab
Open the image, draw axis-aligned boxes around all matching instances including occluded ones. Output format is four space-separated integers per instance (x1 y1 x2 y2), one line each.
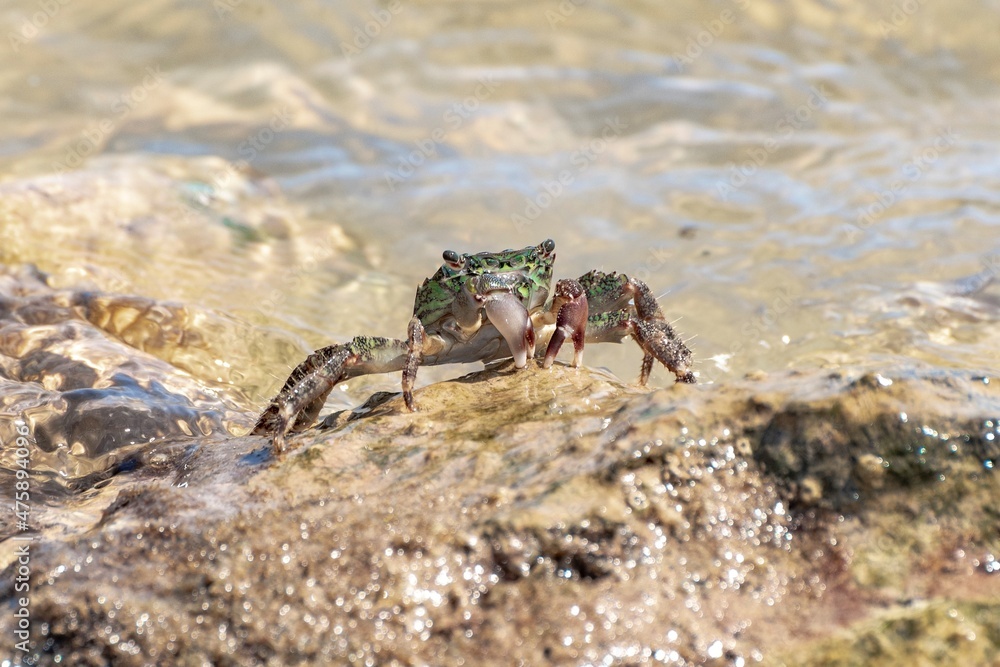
253 239 696 454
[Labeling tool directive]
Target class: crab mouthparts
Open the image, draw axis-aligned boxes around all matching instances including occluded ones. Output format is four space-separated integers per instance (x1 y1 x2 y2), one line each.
481 290 534 368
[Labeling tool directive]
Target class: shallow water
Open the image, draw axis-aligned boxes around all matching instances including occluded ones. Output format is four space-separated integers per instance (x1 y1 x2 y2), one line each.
1 0 999 480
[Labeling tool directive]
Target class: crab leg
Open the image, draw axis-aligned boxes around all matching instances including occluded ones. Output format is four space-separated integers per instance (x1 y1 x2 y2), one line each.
402 316 424 411
543 271 696 385
629 317 696 385
252 335 411 454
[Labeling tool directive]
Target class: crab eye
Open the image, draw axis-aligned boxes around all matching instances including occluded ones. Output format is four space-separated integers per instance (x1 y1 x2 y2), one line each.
442 249 464 270
541 239 555 254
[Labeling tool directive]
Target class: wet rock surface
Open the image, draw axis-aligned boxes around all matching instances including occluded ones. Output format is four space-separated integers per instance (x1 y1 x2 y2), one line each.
1 360 998 665
0 264 252 492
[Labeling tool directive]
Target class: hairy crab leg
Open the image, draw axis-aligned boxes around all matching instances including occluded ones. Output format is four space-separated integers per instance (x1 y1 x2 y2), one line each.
629 317 696 384
543 278 589 368
252 336 410 454
402 316 424 411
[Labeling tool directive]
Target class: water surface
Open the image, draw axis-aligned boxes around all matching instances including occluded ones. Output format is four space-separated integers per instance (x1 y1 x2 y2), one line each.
1 0 999 477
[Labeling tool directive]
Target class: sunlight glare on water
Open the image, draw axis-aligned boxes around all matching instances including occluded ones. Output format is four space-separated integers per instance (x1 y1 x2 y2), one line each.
0 0 998 461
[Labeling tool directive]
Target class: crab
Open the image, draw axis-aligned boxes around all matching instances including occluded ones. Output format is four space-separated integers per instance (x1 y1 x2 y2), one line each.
253 239 696 454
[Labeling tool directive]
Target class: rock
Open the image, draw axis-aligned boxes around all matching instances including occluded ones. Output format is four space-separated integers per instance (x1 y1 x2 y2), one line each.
2 360 998 665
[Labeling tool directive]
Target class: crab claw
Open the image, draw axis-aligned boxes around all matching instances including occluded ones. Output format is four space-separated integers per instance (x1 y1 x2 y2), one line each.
482 290 535 368
543 278 588 369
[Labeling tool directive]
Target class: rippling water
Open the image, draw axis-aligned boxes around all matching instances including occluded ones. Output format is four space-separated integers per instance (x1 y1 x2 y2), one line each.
1 0 999 484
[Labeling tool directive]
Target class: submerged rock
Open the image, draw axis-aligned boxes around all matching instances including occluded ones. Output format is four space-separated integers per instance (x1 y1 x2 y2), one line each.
0 155 357 404
1 360 997 665
0 264 252 490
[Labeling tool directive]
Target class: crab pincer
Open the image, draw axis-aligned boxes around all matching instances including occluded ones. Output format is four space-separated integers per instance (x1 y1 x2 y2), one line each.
543 278 588 369
472 273 536 368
